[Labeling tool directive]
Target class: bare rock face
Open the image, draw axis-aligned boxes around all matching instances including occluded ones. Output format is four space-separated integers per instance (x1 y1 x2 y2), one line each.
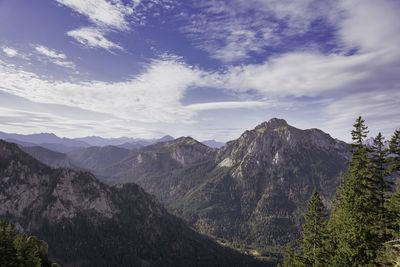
0 140 266 267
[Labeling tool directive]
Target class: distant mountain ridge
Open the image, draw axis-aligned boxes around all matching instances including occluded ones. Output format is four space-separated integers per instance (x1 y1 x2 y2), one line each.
0 140 267 267
0 131 176 152
0 131 224 151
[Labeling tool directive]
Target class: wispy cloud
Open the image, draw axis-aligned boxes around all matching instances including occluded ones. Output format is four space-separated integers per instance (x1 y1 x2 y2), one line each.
34 45 76 69
57 0 132 51
1 46 28 59
56 0 133 30
59 0 175 52
67 27 122 51
186 101 267 111
186 100 291 111
2 47 19 58
35 45 67 59
180 0 338 62
323 90 400 140
0 58 201 124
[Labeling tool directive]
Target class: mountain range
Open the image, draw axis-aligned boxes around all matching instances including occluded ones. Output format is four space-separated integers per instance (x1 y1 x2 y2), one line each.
0 131 224 153
0 118 351 264
0 140 267 267
91 118 350 246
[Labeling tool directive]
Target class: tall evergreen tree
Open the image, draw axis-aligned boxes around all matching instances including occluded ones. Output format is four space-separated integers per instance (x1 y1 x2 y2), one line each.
301 191 328 267
387 129 400 236
370 132 392 240
388 129 400 174
328 116 381 266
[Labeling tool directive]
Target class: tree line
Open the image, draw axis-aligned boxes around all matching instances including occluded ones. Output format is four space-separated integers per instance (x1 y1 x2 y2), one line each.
283 116 400 266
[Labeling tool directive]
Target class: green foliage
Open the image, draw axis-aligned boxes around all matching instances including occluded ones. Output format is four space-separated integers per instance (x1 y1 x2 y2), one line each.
0 220 18 267
351 116 369 147
329 117 381 266
0 220 55 267
301 191 328 267
285 117 400 267
388 129 400 173
282 244 303 267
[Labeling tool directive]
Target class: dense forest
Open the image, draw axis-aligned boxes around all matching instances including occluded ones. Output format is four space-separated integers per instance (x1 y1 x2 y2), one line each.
283 117 400 266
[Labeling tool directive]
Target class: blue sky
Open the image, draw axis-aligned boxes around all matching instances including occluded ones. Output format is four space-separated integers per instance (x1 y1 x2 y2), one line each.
0 0 399 142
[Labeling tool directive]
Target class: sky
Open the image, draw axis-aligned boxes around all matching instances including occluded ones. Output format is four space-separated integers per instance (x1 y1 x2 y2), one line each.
0 0 399 142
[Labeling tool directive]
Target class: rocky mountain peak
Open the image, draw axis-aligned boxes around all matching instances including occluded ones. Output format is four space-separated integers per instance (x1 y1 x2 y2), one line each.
255 118 288 130
170 136 203 146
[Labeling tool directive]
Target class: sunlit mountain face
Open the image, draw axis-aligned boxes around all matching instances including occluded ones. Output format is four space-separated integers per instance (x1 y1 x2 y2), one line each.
0 0 399 142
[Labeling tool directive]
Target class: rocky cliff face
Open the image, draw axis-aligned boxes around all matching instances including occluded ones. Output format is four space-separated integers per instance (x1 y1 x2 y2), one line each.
0 140 266 267
103 119 349 246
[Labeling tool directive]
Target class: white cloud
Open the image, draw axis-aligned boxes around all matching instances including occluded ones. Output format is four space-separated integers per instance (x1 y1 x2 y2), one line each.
57 0 133 52
34 45 76 69
1 46 29 60
218 51 378 97
35 45 67 59
56 0 133 30
58 0 175 52
338 0 400 53
186 101 268 111
2 47 18 58
67 27 122 51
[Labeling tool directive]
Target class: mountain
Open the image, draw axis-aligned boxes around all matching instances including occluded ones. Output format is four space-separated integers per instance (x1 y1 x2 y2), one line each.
20 145 74 169
101 118 349 247
105 137 217 204
0 140 268 267
202 140 225 148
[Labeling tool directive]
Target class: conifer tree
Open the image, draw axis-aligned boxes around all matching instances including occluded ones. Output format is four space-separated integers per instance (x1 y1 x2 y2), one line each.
388 129 400 174
301 191 328 267
370 132 392 240
387 129 400 236
328 116 381 266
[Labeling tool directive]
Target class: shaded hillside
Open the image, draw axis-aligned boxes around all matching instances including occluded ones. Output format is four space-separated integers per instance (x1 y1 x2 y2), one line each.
104 119 349 246
20 145 74 169
67 146 130 179
0 140 268 267
106 137 217 204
